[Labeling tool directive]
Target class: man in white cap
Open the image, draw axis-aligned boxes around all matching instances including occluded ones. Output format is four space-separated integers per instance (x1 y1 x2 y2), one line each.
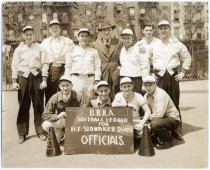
92 20 123 100
87 81 112 107
64 27 101 106
11 25 49 143
143 75 182 149
151 20 191 113
119 28 150 94
112 77 151 139
42 75 79 144
41 20 75 105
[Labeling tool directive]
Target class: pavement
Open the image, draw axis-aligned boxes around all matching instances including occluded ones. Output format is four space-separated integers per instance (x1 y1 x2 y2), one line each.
1 80 208 168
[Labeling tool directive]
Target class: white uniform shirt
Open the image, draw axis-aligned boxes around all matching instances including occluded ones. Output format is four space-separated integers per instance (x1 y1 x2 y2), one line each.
11 42 49 79
136 37 161 65
119 44 150 78
152 36 191 76
144 87 180 121
112 92 146 119
41 36 75 64
65 45 101 81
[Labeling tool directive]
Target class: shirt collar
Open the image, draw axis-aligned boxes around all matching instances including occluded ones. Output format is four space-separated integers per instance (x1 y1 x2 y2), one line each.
96 96 111 107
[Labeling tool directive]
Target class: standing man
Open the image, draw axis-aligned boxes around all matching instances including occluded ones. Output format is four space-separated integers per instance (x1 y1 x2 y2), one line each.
92 20 122 100
152 20 191 112
136 22 161 71
143 75 181 149
42 75 80 144
41 20 75 104
119 28 150 94
64 28 101 106
11 26 49 143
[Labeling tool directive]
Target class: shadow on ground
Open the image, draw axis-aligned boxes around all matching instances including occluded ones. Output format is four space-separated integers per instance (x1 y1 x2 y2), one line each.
180 106 195 111
182 123 204 135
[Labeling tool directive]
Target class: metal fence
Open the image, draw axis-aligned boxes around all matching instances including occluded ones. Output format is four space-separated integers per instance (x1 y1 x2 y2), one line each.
2 45 208 91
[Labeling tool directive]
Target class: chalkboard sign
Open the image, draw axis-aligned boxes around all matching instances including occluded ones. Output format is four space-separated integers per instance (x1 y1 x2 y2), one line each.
64 107 134 155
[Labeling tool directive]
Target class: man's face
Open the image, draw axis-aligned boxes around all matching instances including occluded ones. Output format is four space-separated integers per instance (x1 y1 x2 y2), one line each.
49 24 61 37
143 82 156 95
158 25 170 39
120 83 134 95
77 32 90 46
121 34 133 48
142 26 154 39
22 30 34 44
97 86 110 102
59 81 73 95
101 27 112 40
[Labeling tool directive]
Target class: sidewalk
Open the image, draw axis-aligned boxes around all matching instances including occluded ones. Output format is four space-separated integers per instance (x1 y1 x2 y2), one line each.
180 80 208 92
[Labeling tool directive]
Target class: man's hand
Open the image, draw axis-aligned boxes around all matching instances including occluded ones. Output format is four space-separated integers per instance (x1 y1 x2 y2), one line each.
134 122 144 131
40 80 47 89
12 83 20 90
57 112 67 119
175 72 185 81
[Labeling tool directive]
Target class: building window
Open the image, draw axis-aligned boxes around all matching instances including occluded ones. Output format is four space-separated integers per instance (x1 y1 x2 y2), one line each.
116 4 122 13
174 10 179 22
62 13 68 23
174 27 179 38
29 14 34 20
63 30 68 36
86 9 91 16
140 8 145 14
129 7 135 17
42 13 47 24
73 29 79 38
53 13 58 20
8 30 14 41
18 13 23 23
197 28 202 39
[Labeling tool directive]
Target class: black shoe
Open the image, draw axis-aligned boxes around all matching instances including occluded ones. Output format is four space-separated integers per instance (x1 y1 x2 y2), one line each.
18 135 26 144
155 138 174 150
171 130 184 141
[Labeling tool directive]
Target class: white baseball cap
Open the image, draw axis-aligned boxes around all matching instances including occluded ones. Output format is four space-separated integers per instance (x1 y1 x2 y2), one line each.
49 20 60 26
143 75 156 84
78 28 90 35
60 75 72 83
120 77 132 85
120 28 133 36
158 20 170 27
96 81 109 89
22 26 34 32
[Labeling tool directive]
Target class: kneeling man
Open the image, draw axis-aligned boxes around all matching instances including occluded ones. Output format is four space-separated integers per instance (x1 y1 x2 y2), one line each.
42 75 80 143
143 75 181 149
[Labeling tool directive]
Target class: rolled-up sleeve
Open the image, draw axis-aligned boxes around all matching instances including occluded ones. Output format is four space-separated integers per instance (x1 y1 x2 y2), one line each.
11 47 20 79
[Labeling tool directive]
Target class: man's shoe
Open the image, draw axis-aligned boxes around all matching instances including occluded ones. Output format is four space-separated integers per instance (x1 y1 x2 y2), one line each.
38 134 47 141
155 138 174 150
18 135 26 144
171 130 184 141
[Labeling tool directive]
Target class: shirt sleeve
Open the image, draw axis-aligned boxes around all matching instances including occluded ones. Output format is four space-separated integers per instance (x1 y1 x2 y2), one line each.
42 96 58 121
64 51 73 76
139 52 150 78
40 46 49 77
112 93 126 107
11 47 21 79
94 50 101 81
137 93 147 106
179 43 192 71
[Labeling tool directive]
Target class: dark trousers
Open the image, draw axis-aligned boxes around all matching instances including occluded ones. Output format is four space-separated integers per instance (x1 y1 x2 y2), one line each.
150 118 180 141
108 73 120 101
17 73 44 136
45 66 64 105
156 72 180 111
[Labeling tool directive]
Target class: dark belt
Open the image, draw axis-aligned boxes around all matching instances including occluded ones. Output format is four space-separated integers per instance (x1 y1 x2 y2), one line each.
71 73 94 77
49 63 65 68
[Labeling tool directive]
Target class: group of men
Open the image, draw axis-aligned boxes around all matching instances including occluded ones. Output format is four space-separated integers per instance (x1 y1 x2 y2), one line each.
11 18 191 150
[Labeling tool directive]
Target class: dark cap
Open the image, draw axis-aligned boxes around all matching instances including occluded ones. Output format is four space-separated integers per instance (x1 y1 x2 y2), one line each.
98 20 116 31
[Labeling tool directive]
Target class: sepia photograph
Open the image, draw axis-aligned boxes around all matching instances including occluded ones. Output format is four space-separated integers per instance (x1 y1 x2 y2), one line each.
1 1 208 168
